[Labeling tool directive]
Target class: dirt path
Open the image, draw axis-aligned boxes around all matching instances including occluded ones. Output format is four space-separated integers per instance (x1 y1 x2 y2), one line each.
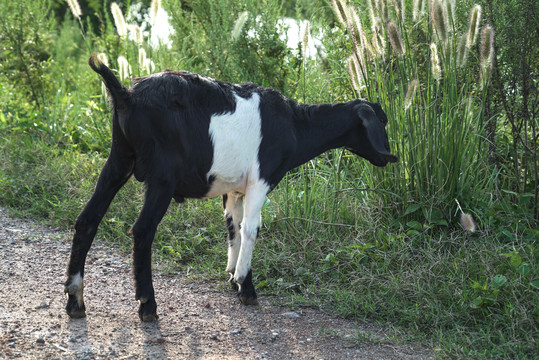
0 206 432 359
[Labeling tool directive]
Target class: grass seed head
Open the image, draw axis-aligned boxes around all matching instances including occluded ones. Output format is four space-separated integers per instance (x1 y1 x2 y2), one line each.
413 0 425 21
331 0 348 27
387 21 406 56
66 0 82 19
460 213 477 233
466 5 481 48
111 2 127 37
150 0 162 26
404 79 419 111
480 25 495 71
431 0 449 43
231 11 249 41
430 43 442 80
117 55 131 81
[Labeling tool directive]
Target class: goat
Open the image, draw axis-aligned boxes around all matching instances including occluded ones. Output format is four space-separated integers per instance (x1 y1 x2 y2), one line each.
64 55 397 322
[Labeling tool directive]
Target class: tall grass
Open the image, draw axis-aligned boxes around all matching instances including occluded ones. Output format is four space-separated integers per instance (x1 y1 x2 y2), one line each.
0 1 537 358
332 0 494 225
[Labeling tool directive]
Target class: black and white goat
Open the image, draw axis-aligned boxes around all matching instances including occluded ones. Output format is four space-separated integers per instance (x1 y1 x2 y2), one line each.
64 55 397 321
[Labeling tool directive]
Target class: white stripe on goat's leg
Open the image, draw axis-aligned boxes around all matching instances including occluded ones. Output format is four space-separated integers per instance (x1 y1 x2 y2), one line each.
223 193 244 276
234 181 269 305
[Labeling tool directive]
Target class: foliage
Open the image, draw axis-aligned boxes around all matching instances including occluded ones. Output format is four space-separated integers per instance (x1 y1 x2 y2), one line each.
0 0 537 359
166 0 294 91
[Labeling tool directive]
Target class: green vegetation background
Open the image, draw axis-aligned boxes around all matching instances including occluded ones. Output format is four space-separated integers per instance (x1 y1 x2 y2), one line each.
0 0 537 358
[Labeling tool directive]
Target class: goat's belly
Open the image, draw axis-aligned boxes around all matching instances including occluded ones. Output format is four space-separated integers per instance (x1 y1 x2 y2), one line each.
203 175 247 198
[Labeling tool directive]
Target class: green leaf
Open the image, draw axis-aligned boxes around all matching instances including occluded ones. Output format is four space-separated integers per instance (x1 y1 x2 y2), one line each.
530 280 539 290
510 252 522 268
470 296 483 309
517 263 530 276
491 274 507 288
407 221 422 230
256 280 268 289
404 204 421 216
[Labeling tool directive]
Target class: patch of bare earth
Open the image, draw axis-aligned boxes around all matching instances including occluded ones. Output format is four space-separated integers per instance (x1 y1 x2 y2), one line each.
0 207 432 359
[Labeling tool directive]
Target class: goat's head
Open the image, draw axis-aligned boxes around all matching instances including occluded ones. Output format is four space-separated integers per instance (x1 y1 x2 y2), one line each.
345 100 398 167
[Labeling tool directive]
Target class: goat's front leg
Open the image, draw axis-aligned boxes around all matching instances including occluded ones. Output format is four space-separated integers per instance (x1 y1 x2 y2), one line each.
65 152 133 318
131 181 173 322
233 181 269 305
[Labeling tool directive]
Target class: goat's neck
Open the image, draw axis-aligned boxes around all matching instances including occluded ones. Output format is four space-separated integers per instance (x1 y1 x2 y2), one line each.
288 102 355 169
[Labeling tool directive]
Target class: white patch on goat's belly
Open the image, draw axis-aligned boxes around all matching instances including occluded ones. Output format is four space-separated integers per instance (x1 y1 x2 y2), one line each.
205 93 263 198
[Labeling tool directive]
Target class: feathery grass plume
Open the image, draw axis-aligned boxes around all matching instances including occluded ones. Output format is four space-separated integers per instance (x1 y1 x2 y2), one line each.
391 0 406 24
404 79 419 111
460 213 477 233
431 0 448 43
138 48 147 69
66 0 82 19
446 0 456 26
480 25 494 70
457 34 469 67
347 4 374 61
430 43 442 80
96 53 109 67
374 0 390 23
387 21 405 56
150 0 161 27
111 2 127 37
331 0 348 27
413 0 425 21
367 0 376 26
347 53 363 91
479 25 495 89
371 17 386 57
466 5 481 48
344 5 366 67
129 24 144 45
143 59 155 74
302 20 311 58
117 56 131 81
231 11 249 41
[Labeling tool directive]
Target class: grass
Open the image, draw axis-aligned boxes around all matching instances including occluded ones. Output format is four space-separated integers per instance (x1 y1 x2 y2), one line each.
0 135 536 358
0 0 537 358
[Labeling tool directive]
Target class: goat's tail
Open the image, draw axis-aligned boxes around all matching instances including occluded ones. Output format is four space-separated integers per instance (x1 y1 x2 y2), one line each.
89 54 130 109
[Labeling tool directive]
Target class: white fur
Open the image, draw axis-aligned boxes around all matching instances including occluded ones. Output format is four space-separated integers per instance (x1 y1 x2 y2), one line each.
234 180 270 284
224 194 243 273
206 93 262 198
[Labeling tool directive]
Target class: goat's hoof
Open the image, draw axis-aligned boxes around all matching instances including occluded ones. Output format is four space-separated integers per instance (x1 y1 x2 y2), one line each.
238 294 259 305
138 299 158 322
228 274 239 291
237 283 258 305
66 295 86 318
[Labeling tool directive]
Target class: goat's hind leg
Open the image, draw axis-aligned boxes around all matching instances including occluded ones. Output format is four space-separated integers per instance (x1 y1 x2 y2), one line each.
132 180 174 322
65 151 133 318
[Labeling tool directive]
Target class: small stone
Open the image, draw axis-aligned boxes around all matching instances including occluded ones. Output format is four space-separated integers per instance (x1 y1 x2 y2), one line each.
230 328 242 335
36 338 45 344
281 311 300 318
210 334 218 340
36 301 49 309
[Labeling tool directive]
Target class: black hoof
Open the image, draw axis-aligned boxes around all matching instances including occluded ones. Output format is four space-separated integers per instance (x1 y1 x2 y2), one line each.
138 298 158 322
237 269 258 305
66 294 86 318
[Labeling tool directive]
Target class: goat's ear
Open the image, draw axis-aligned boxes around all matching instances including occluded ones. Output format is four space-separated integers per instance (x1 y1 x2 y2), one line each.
356 104 398 162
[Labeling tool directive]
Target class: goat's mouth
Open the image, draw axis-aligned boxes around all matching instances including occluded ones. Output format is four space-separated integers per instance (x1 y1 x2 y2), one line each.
346 148 398 166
